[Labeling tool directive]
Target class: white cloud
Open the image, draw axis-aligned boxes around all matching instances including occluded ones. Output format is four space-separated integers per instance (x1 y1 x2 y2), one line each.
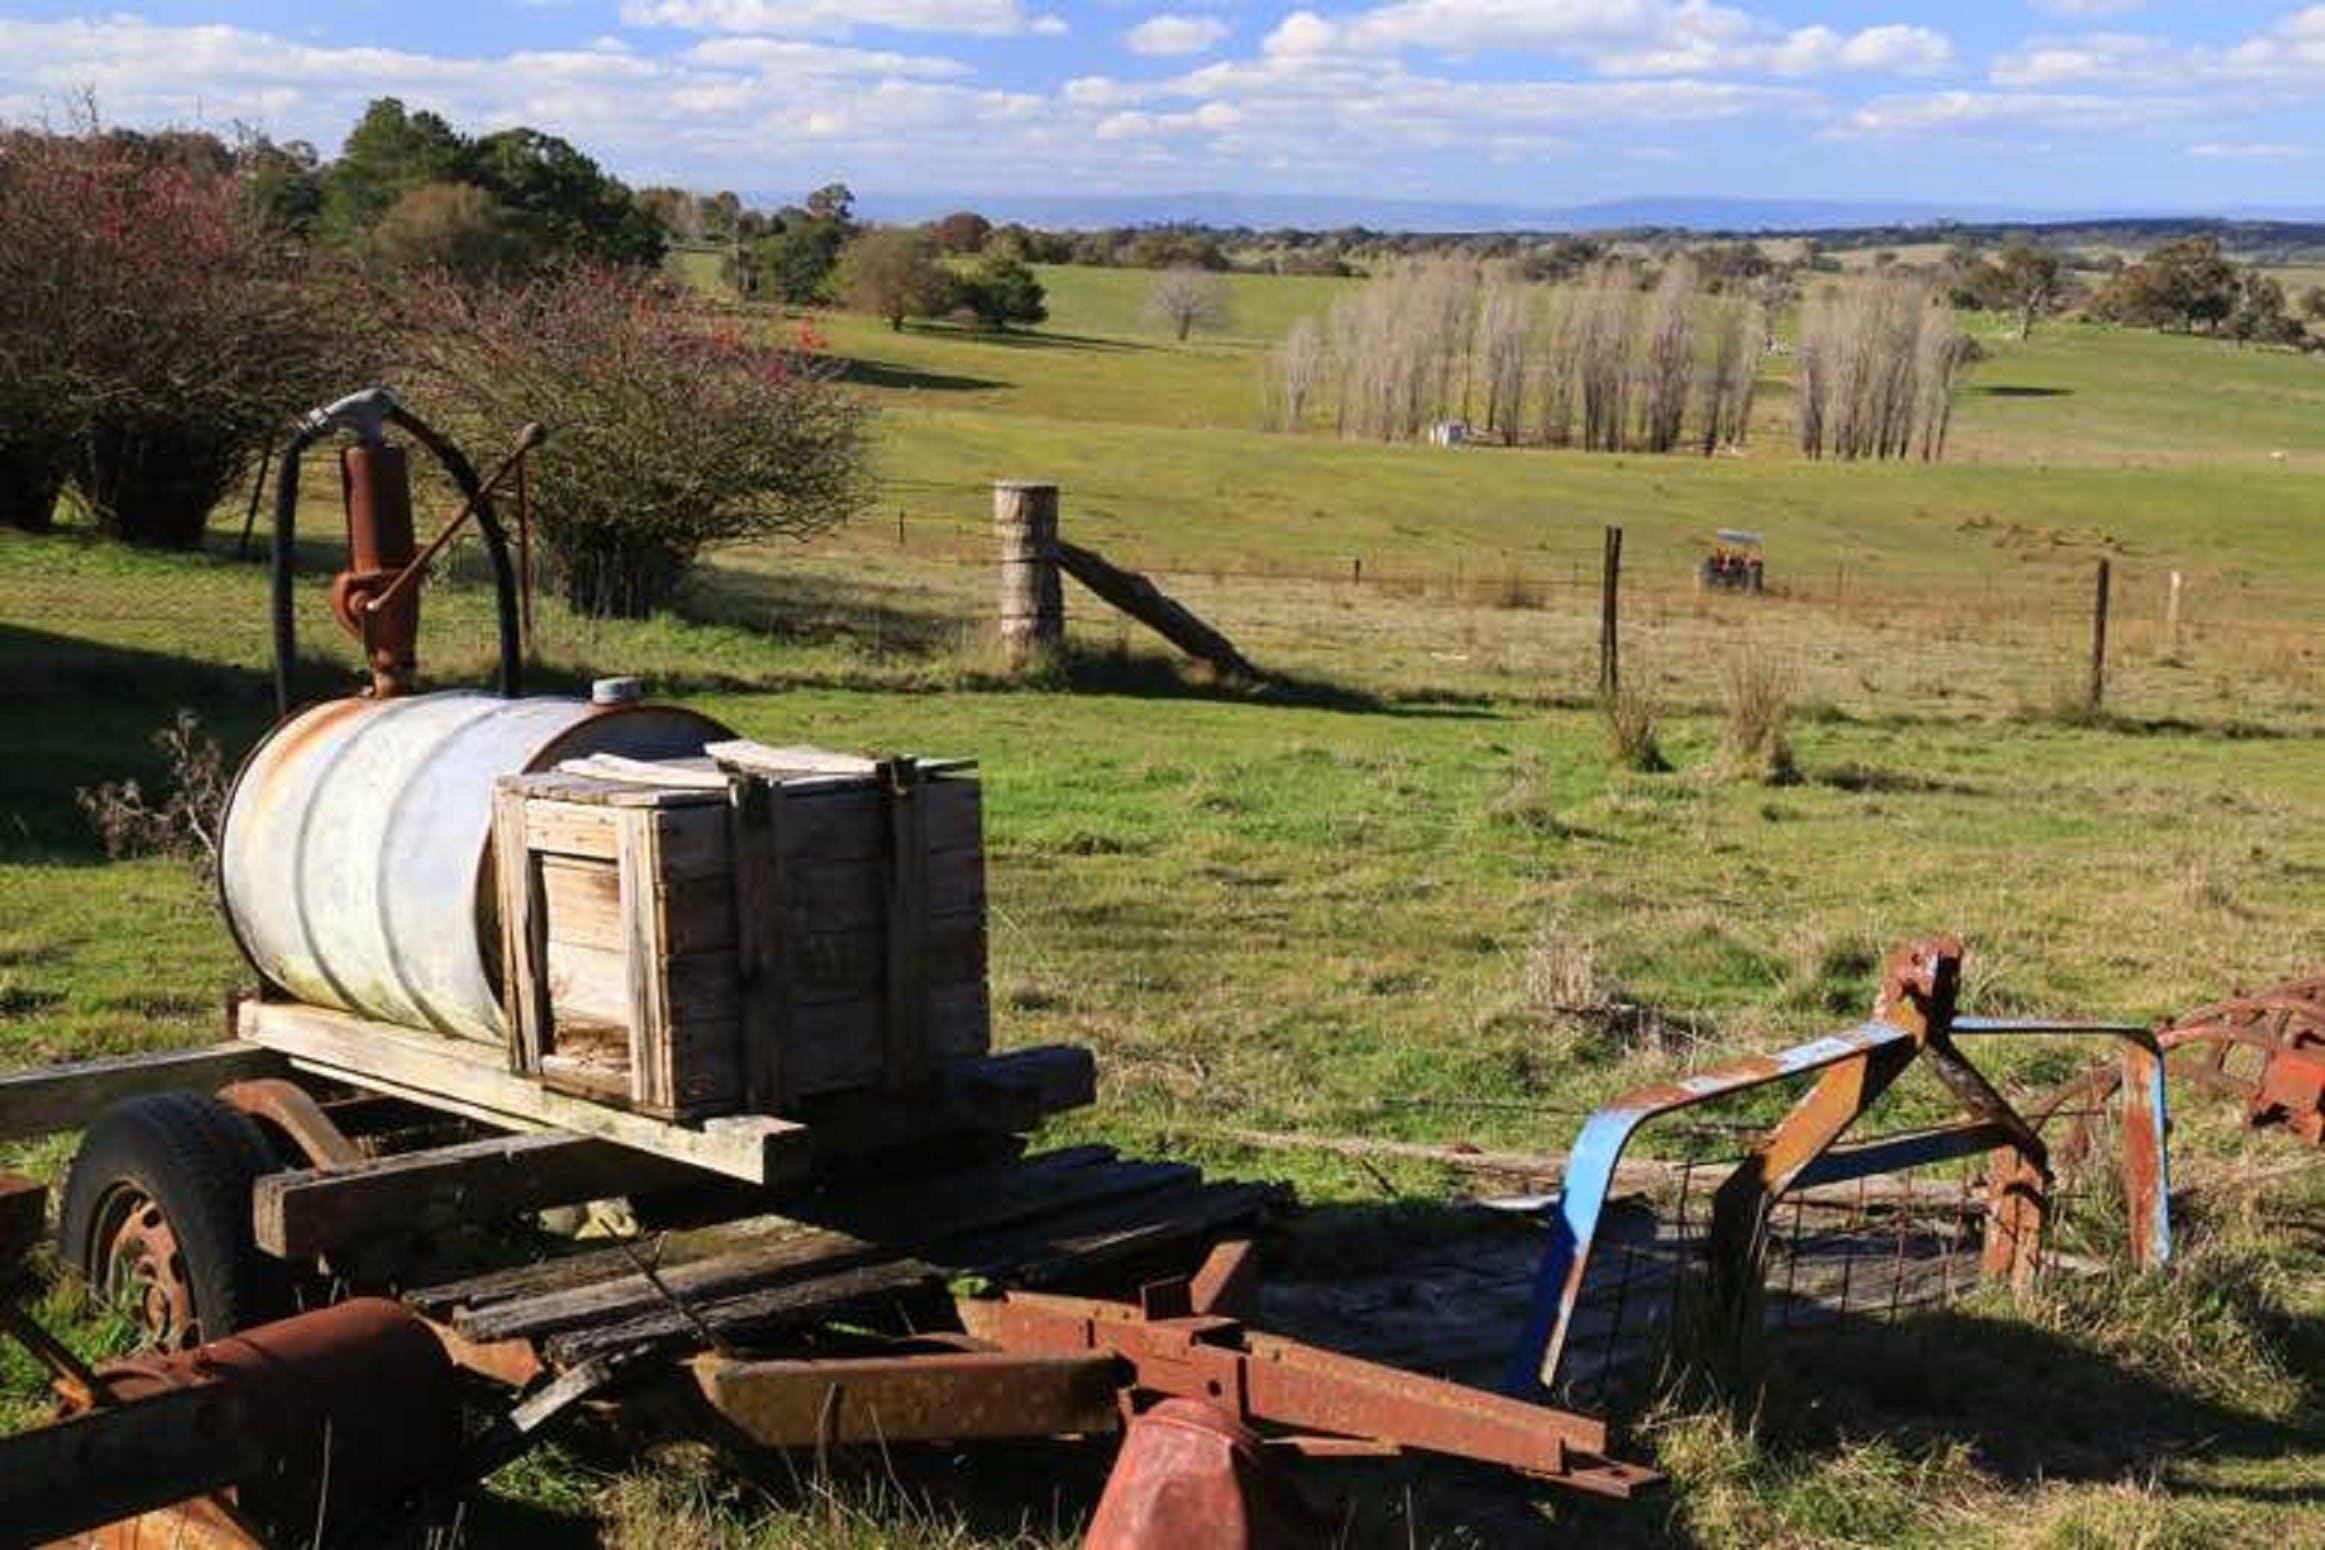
2030 0 2145 16
619 0 1040 39
1126 15 1230 58
1310 0 1951 78
1845 88 2180 136
1991 32 2176 88
2189 140 2312 160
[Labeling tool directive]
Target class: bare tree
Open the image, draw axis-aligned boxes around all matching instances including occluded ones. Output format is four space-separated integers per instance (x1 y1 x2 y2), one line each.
1572 263 1635 453
1636 259 1696 453
1798 276 1964 461
1145 266 1232 341
1476 271 1532 443
1270 315 1325 430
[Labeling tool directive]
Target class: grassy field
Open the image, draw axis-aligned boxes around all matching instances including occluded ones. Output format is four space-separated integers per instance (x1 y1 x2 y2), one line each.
2 262 2322 1545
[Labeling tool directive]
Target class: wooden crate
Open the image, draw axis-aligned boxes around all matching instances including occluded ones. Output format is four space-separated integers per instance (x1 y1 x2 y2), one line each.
492 749 988 1121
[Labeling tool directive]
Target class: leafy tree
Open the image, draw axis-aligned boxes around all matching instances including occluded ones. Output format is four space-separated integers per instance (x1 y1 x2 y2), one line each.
959 254 1047 330
2227 269 2301 346
237 135 325 239
400 264 869 617
930 211 992 253
368 182 523 282
2301 285 2325 322
805 182 855 226
1987 242 2062 339
839 227 943 329
753 221 846 305
321 98 464 241
466 127 664 266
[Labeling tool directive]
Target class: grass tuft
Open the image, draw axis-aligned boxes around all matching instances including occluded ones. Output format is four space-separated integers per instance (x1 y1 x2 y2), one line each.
1716 647 1800 783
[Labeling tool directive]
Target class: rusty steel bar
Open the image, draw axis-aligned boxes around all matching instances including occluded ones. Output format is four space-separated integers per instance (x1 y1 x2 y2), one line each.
690 1349 1124 1448
957 1289 1655 1497
1509 937 2173 1398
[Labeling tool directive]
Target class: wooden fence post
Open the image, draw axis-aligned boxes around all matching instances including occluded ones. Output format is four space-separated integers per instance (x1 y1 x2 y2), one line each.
2164 569 2183 662
2088 557 2112 715
1599 526 1623 699
994 481 1063 669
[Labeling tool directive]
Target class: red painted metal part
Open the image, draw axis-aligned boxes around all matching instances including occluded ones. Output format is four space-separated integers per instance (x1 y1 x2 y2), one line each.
330 442 420 699
1082 1398 1330 1550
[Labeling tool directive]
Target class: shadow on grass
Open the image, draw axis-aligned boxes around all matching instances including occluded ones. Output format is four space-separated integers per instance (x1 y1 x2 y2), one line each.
1983 385 2074 399
1760 1294 2325 1499
906 322 1157 355
839 356 1007 393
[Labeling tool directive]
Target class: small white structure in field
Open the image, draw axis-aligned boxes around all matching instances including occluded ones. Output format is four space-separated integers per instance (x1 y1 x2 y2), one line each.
1427 420 1468 447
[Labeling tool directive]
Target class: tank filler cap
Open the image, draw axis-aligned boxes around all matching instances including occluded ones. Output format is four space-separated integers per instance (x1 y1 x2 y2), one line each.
590 676 644 706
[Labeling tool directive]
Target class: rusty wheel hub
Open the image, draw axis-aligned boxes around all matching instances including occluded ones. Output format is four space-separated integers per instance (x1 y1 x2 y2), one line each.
97 1190 199 1351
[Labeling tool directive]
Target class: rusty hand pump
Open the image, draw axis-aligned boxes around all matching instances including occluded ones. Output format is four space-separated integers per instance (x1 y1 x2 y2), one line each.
271 387 530 715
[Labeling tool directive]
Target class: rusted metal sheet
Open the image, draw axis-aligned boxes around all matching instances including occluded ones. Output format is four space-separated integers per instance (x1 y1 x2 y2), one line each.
690 1349 1124 1446
1510 937 2173 1398
219 692 727 1044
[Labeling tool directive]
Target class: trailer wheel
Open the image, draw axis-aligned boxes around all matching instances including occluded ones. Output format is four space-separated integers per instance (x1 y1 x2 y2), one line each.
59 1091 286 1351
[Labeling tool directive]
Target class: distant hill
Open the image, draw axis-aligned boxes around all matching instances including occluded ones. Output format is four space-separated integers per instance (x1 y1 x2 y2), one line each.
843 190 2325 236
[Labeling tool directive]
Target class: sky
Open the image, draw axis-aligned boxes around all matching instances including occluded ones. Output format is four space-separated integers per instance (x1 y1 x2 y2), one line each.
1 2 2321 216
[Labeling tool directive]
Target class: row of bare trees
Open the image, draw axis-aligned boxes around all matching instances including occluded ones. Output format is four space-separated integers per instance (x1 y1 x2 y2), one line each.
1270 260 1969 462
1795 276 1969 461
1267 258 1765 456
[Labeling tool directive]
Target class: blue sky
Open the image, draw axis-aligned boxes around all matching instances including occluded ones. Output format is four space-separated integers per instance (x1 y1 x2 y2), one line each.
1 2 2320 213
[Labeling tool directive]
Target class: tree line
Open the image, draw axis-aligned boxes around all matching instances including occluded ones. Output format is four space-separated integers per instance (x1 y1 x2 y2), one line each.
1265 257 1773 456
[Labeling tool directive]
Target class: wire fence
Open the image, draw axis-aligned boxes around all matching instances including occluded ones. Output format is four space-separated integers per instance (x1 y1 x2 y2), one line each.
10 471 2324 731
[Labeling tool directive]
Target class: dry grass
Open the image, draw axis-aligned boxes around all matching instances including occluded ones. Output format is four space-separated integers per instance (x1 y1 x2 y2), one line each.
1715 647 1799 783
1601 679 1670 772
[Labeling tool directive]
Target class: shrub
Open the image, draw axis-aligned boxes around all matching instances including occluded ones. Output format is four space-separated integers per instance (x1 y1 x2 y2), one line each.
0 124 364 546
401 265 871 618
838 227 943 330
368 181 524 283
958 255 1047 330
75 710 229 865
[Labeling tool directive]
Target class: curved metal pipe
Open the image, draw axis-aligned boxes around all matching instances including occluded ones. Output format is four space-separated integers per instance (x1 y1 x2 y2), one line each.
267 389 526 717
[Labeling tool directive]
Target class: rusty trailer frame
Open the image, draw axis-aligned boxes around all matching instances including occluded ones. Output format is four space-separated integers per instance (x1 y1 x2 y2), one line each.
1509 937 2172 1397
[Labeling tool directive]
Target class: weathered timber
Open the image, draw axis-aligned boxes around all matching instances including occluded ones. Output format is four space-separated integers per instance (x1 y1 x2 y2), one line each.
236 1000 808 1186
548 1256 941 1362
446 1151 1195 1344
252 1131 706 1260
408 1145 1125 1316
1055 539 1257 680
995 480 1063 668
0 1044 288 1143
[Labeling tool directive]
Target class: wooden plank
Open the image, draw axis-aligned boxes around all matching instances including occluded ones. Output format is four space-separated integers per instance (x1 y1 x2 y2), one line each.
549 1257 939 1363
883 761 931 1095
541 857 733 955
732 777 790 1112
707 741 879 780
0 1044 288 1142
409 1145 1124 1317
522 798 621 860
252 1131 704 1260
1056 539 1257 679
494 783 552 1076
557 754 730 791
453 1152 1193 1345
790 852 985 933
237 1001 808 1186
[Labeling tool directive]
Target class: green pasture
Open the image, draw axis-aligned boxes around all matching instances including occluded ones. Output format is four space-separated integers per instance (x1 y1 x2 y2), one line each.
2 261 2323 1544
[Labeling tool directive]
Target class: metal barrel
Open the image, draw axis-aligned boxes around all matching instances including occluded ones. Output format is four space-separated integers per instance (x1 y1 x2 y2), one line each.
220 690 728 1045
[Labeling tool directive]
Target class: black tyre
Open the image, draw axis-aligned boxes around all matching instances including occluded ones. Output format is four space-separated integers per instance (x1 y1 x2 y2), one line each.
59 1091 286 1350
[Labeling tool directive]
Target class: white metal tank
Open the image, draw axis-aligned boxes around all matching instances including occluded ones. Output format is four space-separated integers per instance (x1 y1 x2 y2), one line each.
219 689 728 1045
